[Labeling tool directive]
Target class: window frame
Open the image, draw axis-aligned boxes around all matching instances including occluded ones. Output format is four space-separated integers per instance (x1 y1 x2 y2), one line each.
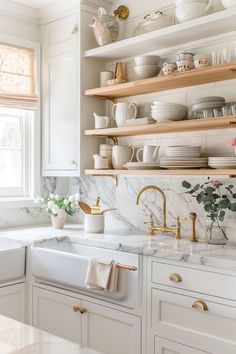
0 34 40 208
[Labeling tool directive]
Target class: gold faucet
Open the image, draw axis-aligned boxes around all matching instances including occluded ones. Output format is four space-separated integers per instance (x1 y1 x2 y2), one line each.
188 212 198 242
136 185 181 239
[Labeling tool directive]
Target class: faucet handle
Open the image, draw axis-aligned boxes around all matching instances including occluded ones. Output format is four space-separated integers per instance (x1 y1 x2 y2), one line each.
144 211 154 224
181 212 198 242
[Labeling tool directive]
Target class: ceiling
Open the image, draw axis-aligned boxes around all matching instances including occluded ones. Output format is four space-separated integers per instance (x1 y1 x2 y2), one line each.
10 0 56 8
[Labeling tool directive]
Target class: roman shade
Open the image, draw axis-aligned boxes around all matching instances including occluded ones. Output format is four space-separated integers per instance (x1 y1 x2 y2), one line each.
0 43 38 110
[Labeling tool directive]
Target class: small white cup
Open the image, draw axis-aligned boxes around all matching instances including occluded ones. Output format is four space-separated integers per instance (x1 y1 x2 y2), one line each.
100 71 113 87
94 113 110 129
93 154 109 169
112 145 135 169
84 214 104 234
136 145 159 163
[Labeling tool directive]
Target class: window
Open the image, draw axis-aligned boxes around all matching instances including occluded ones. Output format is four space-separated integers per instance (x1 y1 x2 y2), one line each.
0 40 39 204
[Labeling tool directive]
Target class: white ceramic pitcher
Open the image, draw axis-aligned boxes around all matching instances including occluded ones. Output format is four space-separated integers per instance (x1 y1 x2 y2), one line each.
136 145 160 163
112 145 135 169
175 0 213 22
112 102 137 127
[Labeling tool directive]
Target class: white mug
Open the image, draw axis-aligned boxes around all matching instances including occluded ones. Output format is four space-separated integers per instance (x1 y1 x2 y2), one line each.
94 113 110 129
112 102 137 127
100 71 113 87
136 145 160 163
112 145 135 169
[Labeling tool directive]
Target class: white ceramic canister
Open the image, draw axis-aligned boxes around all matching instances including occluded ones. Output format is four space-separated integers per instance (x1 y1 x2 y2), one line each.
99 144 112 168
84 214 104 233
100 71 113 87
93 154 109 169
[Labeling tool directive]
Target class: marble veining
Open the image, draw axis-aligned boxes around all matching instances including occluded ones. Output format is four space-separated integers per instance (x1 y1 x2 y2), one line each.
0 314 101 354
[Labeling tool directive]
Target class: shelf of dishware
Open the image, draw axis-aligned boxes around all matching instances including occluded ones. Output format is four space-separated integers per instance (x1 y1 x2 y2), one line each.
85 169 236 177
84 9 236 60
84 62 236 99
85 115 236 138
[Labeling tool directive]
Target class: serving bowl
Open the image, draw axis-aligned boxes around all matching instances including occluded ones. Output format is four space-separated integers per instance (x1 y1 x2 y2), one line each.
151 108 187 121
221 0 236 9
176 2 212 22
134 65 161 79
134 55 160 65
153 101 187 110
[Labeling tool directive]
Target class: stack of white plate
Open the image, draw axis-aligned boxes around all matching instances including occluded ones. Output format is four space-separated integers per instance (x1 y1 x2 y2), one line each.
191 96 225 112
151 101 188 122
165 145 201 158
160 157 208 169
124 162 160 170
208 157 236 169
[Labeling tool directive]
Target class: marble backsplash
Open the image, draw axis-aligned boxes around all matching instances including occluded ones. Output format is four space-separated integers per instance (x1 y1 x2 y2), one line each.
69 176 236 243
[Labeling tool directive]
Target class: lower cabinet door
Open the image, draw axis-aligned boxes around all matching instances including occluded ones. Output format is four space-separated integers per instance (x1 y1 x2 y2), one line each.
155 337 208 354
33 287 82 344
81 300 141 354
0 283 25 322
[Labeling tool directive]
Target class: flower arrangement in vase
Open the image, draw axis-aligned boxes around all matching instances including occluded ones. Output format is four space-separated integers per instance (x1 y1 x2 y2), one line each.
35 193 79 229
182 178 236 244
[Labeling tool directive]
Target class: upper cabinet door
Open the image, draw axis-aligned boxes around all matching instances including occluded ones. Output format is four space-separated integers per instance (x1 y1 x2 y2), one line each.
42 13 80 176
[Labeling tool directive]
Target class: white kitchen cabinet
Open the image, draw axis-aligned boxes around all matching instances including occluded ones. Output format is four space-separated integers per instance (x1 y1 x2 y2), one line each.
0 283 25 322
154 337 207 354
32 287 82 344
81 300 141 354
32 286 141 353
42 12 80 176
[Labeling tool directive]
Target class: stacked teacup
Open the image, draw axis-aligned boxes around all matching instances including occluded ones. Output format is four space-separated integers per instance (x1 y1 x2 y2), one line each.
176 52 194 72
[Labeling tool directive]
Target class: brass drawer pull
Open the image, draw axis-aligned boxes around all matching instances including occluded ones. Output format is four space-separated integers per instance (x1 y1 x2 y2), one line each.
192 300 208 312
169 273 182 283
73 305 87 314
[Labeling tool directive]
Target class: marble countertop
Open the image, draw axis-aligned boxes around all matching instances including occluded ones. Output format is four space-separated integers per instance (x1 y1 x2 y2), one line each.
0 314 101 354
1 224 236 272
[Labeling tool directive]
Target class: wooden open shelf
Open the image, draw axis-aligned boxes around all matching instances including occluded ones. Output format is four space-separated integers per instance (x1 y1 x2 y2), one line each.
84 9 236 60
85 169 236 177
85 63 236 99
85 116 236 138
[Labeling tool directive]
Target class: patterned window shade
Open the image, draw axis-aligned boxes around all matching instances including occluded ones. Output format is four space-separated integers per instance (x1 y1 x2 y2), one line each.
0 43 37 110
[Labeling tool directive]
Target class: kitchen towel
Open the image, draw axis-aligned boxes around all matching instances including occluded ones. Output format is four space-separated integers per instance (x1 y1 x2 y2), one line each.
85 257 119 292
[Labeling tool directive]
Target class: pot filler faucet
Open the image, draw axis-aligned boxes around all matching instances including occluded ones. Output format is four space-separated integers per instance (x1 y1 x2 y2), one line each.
136 185 198 242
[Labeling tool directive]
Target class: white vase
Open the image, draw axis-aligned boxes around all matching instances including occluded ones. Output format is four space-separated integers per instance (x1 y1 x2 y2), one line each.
51 210 66 229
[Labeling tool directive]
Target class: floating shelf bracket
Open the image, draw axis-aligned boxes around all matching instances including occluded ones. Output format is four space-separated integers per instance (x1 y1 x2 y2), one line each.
92 174 118 186
94 95 117 103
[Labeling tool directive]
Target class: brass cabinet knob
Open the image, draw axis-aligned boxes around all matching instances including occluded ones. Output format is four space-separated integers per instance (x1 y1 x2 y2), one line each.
73 305 87 314
71 24 79 35
192 300 208 312
169 273 182 283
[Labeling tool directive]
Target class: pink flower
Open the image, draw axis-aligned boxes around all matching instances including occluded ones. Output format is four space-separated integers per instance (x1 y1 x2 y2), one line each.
227 138 236 148
212 180 221 187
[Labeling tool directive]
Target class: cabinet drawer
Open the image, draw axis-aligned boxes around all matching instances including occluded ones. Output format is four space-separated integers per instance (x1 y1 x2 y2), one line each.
152 261 236 300
155 337 208 354
151 288 236 354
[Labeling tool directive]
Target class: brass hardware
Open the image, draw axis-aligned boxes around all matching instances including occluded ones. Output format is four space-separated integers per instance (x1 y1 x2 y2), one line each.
71 24 79 35
94 95 117 103
169 273 182 283
192 300 208 312
73 305 87 314
136 185 181 239
189 212 198 242
113 5 129 20
116 263 137 271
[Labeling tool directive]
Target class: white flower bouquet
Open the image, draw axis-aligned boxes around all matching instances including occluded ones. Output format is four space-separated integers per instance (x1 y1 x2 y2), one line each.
35 193 80 217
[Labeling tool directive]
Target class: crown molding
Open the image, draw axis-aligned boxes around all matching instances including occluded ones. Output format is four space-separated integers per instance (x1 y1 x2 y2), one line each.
0 0 40 24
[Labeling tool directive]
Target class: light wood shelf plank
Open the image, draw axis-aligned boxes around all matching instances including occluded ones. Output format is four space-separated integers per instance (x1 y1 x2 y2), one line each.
85 169 236 177
84 63 236 99
84 9 236 60
85 116 236 138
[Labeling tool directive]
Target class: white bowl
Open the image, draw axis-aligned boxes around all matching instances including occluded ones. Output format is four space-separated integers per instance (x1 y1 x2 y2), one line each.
151 110 187 121
221 0 236 9
151 105 187 112
153 101 188 110
134 55 161 65
176 2 212 22
134 65 161 79
176 0 209 4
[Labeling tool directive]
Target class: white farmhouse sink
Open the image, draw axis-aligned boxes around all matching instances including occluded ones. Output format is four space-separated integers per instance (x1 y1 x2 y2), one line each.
0 239 25 283
30 239 141 309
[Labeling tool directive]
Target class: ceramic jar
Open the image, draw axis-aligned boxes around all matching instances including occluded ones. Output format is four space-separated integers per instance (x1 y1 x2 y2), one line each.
99 144 112 168
84 214 104 234
162 62 177 75
93 154 109 169
51 210 66 229
221 0 236 9
194 55 210 68
175 0 213 22
90 7 119 46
